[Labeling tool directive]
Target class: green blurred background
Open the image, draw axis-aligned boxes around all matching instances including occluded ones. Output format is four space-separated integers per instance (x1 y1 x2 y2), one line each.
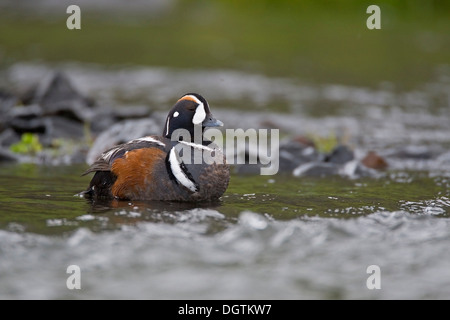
0 0 449 89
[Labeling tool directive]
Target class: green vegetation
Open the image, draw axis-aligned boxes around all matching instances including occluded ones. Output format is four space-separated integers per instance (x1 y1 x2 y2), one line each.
0 0 449 89
10 133 43 155
308 132 339 154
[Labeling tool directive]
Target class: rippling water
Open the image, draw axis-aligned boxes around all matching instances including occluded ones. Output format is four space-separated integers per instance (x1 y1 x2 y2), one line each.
0 164 449 299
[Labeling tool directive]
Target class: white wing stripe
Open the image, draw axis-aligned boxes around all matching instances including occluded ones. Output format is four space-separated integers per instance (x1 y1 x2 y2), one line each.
131 136 165 146
179 141 214 151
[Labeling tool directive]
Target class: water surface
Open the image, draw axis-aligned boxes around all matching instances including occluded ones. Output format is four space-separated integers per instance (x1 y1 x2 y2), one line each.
0 163 449 299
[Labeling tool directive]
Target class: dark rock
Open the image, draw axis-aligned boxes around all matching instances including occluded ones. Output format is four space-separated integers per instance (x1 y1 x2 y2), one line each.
0 89 18 129
86 118 162 164
324 145 354 164
32 72 95 122
39 116 85 145
362 151 388 170
0 89 17 110
6 105 45 136
10 116 47 134
8 104 43 119
0 128 20 147
9 115 84 146
278 139 319 172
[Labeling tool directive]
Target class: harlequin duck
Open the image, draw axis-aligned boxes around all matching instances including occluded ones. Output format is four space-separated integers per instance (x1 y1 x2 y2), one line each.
82 93 230 202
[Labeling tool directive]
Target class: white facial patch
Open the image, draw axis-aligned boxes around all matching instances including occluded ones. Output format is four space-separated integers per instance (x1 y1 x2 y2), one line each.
179 94 207 125
168 147 198 192
173 111 179 118
192 102 206 125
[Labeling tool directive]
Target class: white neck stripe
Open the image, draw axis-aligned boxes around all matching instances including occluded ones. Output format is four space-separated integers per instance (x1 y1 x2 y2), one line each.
168 148 198 192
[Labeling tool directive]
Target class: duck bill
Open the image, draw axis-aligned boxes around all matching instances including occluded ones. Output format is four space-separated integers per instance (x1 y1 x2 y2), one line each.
202 114 223 127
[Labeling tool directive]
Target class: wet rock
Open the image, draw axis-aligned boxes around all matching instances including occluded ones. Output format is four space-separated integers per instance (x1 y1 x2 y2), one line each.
324 145 354 164
8 104 43 119
0 89 18 130
385 145 438 160
0 89 17 111
89 109 117 135
278 138 319 172
38 145 89 166
112 105 152 120
6 105 45 137
8 114 84 147
31 72 95 122
70 147 89 164
0 128 20 147
86 118 162 164
38 116 85 146
293 159 379 178
89 105 152 134
436 151 450 164
339 160 379 178
362 151 388 170
0 147 20 162
293 162 339 177
9 114 46 134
